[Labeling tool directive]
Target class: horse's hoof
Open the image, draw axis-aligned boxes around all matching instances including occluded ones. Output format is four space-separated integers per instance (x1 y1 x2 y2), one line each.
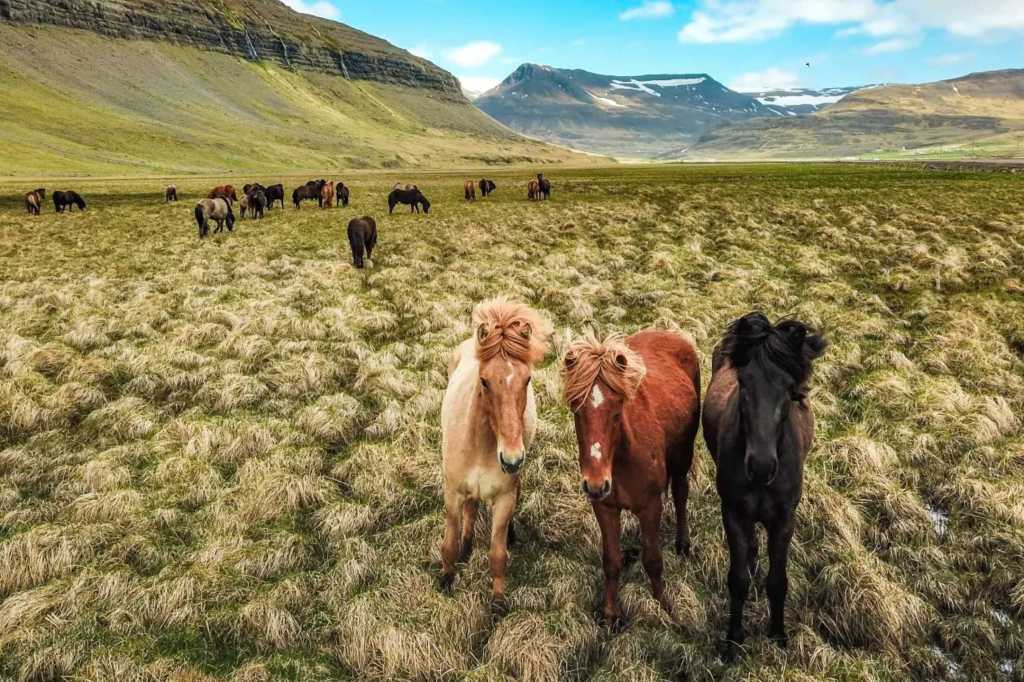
720 638 744 664
675 540 691 557
769 631 788 650
438 573 455 594
490 595 510 618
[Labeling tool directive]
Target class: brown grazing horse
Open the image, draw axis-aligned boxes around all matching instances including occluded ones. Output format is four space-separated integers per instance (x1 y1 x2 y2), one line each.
208 185 238 203
165 185 178 202
464 180 476 201
24 188 45 215
562 330 700 630
347 216 377 268
440 299 552 613
527 179 540 200
703 313 826 660
321 181 335 208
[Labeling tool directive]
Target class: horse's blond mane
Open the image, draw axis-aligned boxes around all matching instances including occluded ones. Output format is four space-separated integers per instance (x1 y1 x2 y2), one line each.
472 298 552 366
561 332 647 411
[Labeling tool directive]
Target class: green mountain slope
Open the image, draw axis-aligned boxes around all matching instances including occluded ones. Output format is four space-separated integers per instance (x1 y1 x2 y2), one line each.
0 3 580 176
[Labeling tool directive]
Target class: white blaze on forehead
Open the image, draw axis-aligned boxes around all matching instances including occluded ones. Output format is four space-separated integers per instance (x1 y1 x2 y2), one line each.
590 442 603 460
590 385 605 409
505 360 514 387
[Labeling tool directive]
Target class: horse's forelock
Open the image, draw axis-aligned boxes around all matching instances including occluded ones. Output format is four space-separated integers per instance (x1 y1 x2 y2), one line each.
561 333 646 411
472 298 551 367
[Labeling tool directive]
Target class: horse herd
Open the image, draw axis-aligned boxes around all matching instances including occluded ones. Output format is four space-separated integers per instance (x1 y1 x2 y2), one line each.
442 300 826 660
22 188 87 215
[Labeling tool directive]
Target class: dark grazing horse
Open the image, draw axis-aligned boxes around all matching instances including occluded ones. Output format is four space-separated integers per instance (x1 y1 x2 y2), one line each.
243 183 265 196
208 185 238 203
53 191 86 212
464 180 476 201
703 313 826 660
336 182 350 208
562 330 701 630
265 184 285 210
479 179 496 197
194 198 235 238
248 189 267 220
537 174 551 200
24 188 45 215
293 180 326 209
347 216 377 269
165 185 178 203
388 187 430 214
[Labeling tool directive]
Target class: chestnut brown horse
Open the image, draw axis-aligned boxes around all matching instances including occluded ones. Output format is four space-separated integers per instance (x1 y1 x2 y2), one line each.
440 299 552 613
208 185 238 203
24 188 45 215
321 181 335 208
562 330 700 630
527 179 540 201
703 313 826 659
464 180 476 201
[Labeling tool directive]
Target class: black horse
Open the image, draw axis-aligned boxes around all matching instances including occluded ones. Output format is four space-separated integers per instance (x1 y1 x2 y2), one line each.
293 180 326 208
165 185 178 202
336 182 350 208
264 184 285 210
243 183 265 196
479 178 497 197
53 191 86 212
248 189 268 220
702 313 826 660
347 216 377 269
388 186 430 214
537 174 551 200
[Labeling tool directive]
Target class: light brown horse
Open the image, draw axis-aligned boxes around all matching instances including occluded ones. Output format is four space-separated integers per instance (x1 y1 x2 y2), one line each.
440 298 552 612
208 185 238 203
464 180 476 201
562 330 701 630
24 188 45 215
321 181 334 208
527 179 540 200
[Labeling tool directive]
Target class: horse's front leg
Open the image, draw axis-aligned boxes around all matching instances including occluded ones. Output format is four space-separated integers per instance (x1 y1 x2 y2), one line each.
723 504 755 661
766 512 795 648
594 503 624 630
439 487 465 592
488 487 518 615
460 498 479 562
638 496 671 615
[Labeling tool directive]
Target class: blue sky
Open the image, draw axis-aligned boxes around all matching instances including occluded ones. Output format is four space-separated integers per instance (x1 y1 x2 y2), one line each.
283 1 1023 93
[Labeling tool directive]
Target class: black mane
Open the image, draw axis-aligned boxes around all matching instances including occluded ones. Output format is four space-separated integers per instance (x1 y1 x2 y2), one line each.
715 312 826 385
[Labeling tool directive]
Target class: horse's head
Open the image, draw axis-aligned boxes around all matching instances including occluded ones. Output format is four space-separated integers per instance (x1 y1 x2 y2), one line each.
562 334 645 501
722 313 827 484
474 299 551 475
419 194 431 214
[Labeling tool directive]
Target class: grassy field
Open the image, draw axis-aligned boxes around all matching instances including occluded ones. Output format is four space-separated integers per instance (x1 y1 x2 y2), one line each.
1 164 1022 680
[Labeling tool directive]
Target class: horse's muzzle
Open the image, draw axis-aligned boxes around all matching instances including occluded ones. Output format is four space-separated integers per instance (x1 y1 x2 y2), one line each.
499 452 525 475
582 479 611 501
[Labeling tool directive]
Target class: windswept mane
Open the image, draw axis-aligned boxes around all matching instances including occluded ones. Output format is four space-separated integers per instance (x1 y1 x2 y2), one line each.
715 312 827 385
561 332 647 411
472 298 552 366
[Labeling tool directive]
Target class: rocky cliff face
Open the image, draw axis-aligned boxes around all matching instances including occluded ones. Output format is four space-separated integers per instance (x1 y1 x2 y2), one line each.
0 0 463 98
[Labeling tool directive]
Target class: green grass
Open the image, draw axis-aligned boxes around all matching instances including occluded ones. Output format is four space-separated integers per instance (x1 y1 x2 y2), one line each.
1 164 1023 680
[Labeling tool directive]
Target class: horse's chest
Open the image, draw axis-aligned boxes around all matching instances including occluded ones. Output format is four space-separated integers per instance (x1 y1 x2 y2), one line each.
461 464 509 501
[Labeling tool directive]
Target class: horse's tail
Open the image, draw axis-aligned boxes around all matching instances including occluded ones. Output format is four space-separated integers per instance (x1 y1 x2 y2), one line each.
348 222 365 268
194 204 206 237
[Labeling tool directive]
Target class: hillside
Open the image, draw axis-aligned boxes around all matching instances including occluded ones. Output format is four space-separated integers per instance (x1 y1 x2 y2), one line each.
476 64 768 158
745 86 869 116
691 70 1024 160
0 1 580 176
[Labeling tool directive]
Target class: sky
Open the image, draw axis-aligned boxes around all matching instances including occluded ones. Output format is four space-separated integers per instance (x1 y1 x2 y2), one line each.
282 0 1024 94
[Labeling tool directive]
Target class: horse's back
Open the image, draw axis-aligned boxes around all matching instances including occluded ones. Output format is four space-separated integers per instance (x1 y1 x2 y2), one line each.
627 330 700 443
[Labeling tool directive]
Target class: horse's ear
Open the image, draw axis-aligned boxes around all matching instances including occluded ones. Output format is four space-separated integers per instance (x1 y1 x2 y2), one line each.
563 351 577 370
520 323 532 340
477 323 489 343
614 353 629 370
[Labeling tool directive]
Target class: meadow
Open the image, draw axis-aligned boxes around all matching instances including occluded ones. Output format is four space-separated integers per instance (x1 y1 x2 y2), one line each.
0 164 1022 680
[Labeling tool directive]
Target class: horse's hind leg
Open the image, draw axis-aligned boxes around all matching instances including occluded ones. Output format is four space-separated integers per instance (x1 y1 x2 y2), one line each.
460 498 478 562
439 488 465 592
669 439 695 557
638 496 671 615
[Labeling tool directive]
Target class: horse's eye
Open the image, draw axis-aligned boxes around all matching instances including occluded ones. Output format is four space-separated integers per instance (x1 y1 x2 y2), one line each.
480 378 490 391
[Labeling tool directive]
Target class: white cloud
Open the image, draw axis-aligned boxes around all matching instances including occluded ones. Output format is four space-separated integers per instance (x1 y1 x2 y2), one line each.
679 0 1024 44
459 76 502 99
620 1 675 21
444 41 503 68
409 44 433 60
728 68 801 92
929 52 974 66
281 0 340 21
863 37 919 54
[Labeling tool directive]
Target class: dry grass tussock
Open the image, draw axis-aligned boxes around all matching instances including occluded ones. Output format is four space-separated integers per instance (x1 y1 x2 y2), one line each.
0 165 1022 679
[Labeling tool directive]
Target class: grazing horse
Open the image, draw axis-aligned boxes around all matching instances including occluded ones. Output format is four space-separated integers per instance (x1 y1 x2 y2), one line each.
703 313 826 659
537 174 551 200
243 183 265 196
562 331 700 630
208 185 238 203
440 299 552 612
165 185 178 202
293 180 326 209
239 193 250 219
265 184 285 209
527 180 540 201
336 182 350 208
464 180 476 201
347 216 377 269
194 198 235 238
24 188 45 215
248 189 267 220
53 191 86 213
388 187 430 214
479 179 497 197
321 181 335 209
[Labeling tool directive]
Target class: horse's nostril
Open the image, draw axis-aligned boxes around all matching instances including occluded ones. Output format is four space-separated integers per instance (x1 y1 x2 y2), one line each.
602 480 611 495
